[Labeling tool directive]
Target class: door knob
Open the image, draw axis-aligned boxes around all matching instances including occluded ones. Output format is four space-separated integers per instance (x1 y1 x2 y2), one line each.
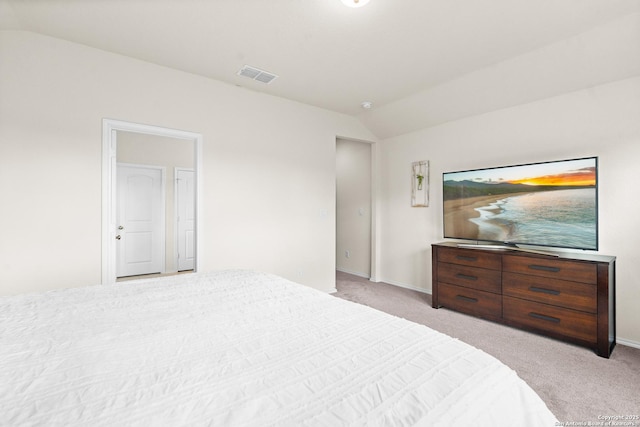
118 226 124 230
115 235 121 240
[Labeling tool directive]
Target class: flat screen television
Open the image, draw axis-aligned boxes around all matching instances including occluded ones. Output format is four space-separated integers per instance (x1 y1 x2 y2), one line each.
442 157 598 251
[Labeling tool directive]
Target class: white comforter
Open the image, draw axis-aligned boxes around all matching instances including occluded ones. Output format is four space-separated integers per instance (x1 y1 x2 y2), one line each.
0 270 557 426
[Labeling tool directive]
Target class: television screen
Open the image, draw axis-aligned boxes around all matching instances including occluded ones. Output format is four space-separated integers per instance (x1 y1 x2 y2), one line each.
442 157 598 251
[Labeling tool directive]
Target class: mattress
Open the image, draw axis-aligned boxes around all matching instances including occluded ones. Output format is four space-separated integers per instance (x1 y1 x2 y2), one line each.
0 270 557 426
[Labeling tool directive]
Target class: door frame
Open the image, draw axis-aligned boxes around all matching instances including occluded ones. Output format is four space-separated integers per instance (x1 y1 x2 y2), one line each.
102 119 203 285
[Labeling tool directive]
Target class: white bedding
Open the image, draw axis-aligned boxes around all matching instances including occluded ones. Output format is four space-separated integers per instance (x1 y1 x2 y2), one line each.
0 270 557 426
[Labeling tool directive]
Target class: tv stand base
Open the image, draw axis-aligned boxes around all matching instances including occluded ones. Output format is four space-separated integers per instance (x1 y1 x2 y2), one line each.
456 243 559 257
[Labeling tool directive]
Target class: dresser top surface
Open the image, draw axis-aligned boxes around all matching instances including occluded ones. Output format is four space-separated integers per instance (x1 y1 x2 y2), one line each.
433 241 616 264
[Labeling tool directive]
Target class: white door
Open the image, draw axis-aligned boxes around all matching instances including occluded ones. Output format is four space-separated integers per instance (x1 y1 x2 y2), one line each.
176 168 195 271
117 164 165 277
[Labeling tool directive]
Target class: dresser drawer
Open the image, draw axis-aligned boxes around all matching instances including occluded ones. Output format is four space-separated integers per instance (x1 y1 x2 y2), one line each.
503 255 597 284
439 283 502 320
437 262 501 293
503 296 596 344
503 272 596 313
437 247 501 270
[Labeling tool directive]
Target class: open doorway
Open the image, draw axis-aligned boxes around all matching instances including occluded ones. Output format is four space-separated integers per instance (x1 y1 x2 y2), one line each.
115 132 194 279
102 119 203 285
336 138 372 278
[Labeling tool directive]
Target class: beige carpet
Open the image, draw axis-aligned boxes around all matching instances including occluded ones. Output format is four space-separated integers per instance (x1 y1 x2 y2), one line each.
333 271 640 424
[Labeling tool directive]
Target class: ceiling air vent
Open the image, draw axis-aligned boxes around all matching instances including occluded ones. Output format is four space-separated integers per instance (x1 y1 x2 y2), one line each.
237 65 278 84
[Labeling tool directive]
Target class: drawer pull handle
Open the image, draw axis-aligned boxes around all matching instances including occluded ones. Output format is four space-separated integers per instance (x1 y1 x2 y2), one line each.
456 255 477 262
456 273 477 281
528 312 561 323
456 295 478 303
528 264 561 273
529 286 560 296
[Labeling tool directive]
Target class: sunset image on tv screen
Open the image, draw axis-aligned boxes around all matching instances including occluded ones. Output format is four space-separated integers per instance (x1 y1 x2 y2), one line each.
442 157 597 250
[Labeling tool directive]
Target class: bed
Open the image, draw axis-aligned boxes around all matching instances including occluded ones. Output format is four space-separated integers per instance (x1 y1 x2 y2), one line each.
0 270 557 426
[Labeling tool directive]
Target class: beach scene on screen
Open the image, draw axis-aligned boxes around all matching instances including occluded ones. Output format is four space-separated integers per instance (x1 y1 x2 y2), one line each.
443 158 597 250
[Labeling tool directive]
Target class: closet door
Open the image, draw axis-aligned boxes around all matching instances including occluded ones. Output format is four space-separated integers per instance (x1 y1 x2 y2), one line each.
176 168 195 271
117 164 165 277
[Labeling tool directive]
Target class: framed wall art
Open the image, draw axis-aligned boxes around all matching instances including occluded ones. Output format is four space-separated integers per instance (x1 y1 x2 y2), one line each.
411 160 429 207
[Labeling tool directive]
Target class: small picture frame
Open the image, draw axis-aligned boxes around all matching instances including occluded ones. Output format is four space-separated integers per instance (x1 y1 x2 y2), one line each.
411 160 429 207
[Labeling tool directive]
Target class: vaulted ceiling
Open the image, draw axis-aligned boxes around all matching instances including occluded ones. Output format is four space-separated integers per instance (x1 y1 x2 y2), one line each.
2 0 639 138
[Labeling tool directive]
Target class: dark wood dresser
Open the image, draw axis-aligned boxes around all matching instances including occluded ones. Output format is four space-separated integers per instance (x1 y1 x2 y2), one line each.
431 242 616 358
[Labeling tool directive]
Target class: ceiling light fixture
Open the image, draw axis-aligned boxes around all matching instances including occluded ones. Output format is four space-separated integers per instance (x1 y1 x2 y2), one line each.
341 0 370 8
361 101 373 109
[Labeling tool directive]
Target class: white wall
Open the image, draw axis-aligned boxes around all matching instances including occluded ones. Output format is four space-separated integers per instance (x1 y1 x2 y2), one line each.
377 76 640 345
336 138 371 277
0 30 376 295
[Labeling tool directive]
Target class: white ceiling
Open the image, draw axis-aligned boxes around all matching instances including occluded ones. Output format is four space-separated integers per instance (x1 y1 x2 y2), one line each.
2 0 639 138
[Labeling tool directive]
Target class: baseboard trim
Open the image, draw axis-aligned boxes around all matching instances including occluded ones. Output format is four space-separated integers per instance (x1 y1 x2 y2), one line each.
379 278 431 295
617 337 640 350
337 270 431 295
336 268 370 279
